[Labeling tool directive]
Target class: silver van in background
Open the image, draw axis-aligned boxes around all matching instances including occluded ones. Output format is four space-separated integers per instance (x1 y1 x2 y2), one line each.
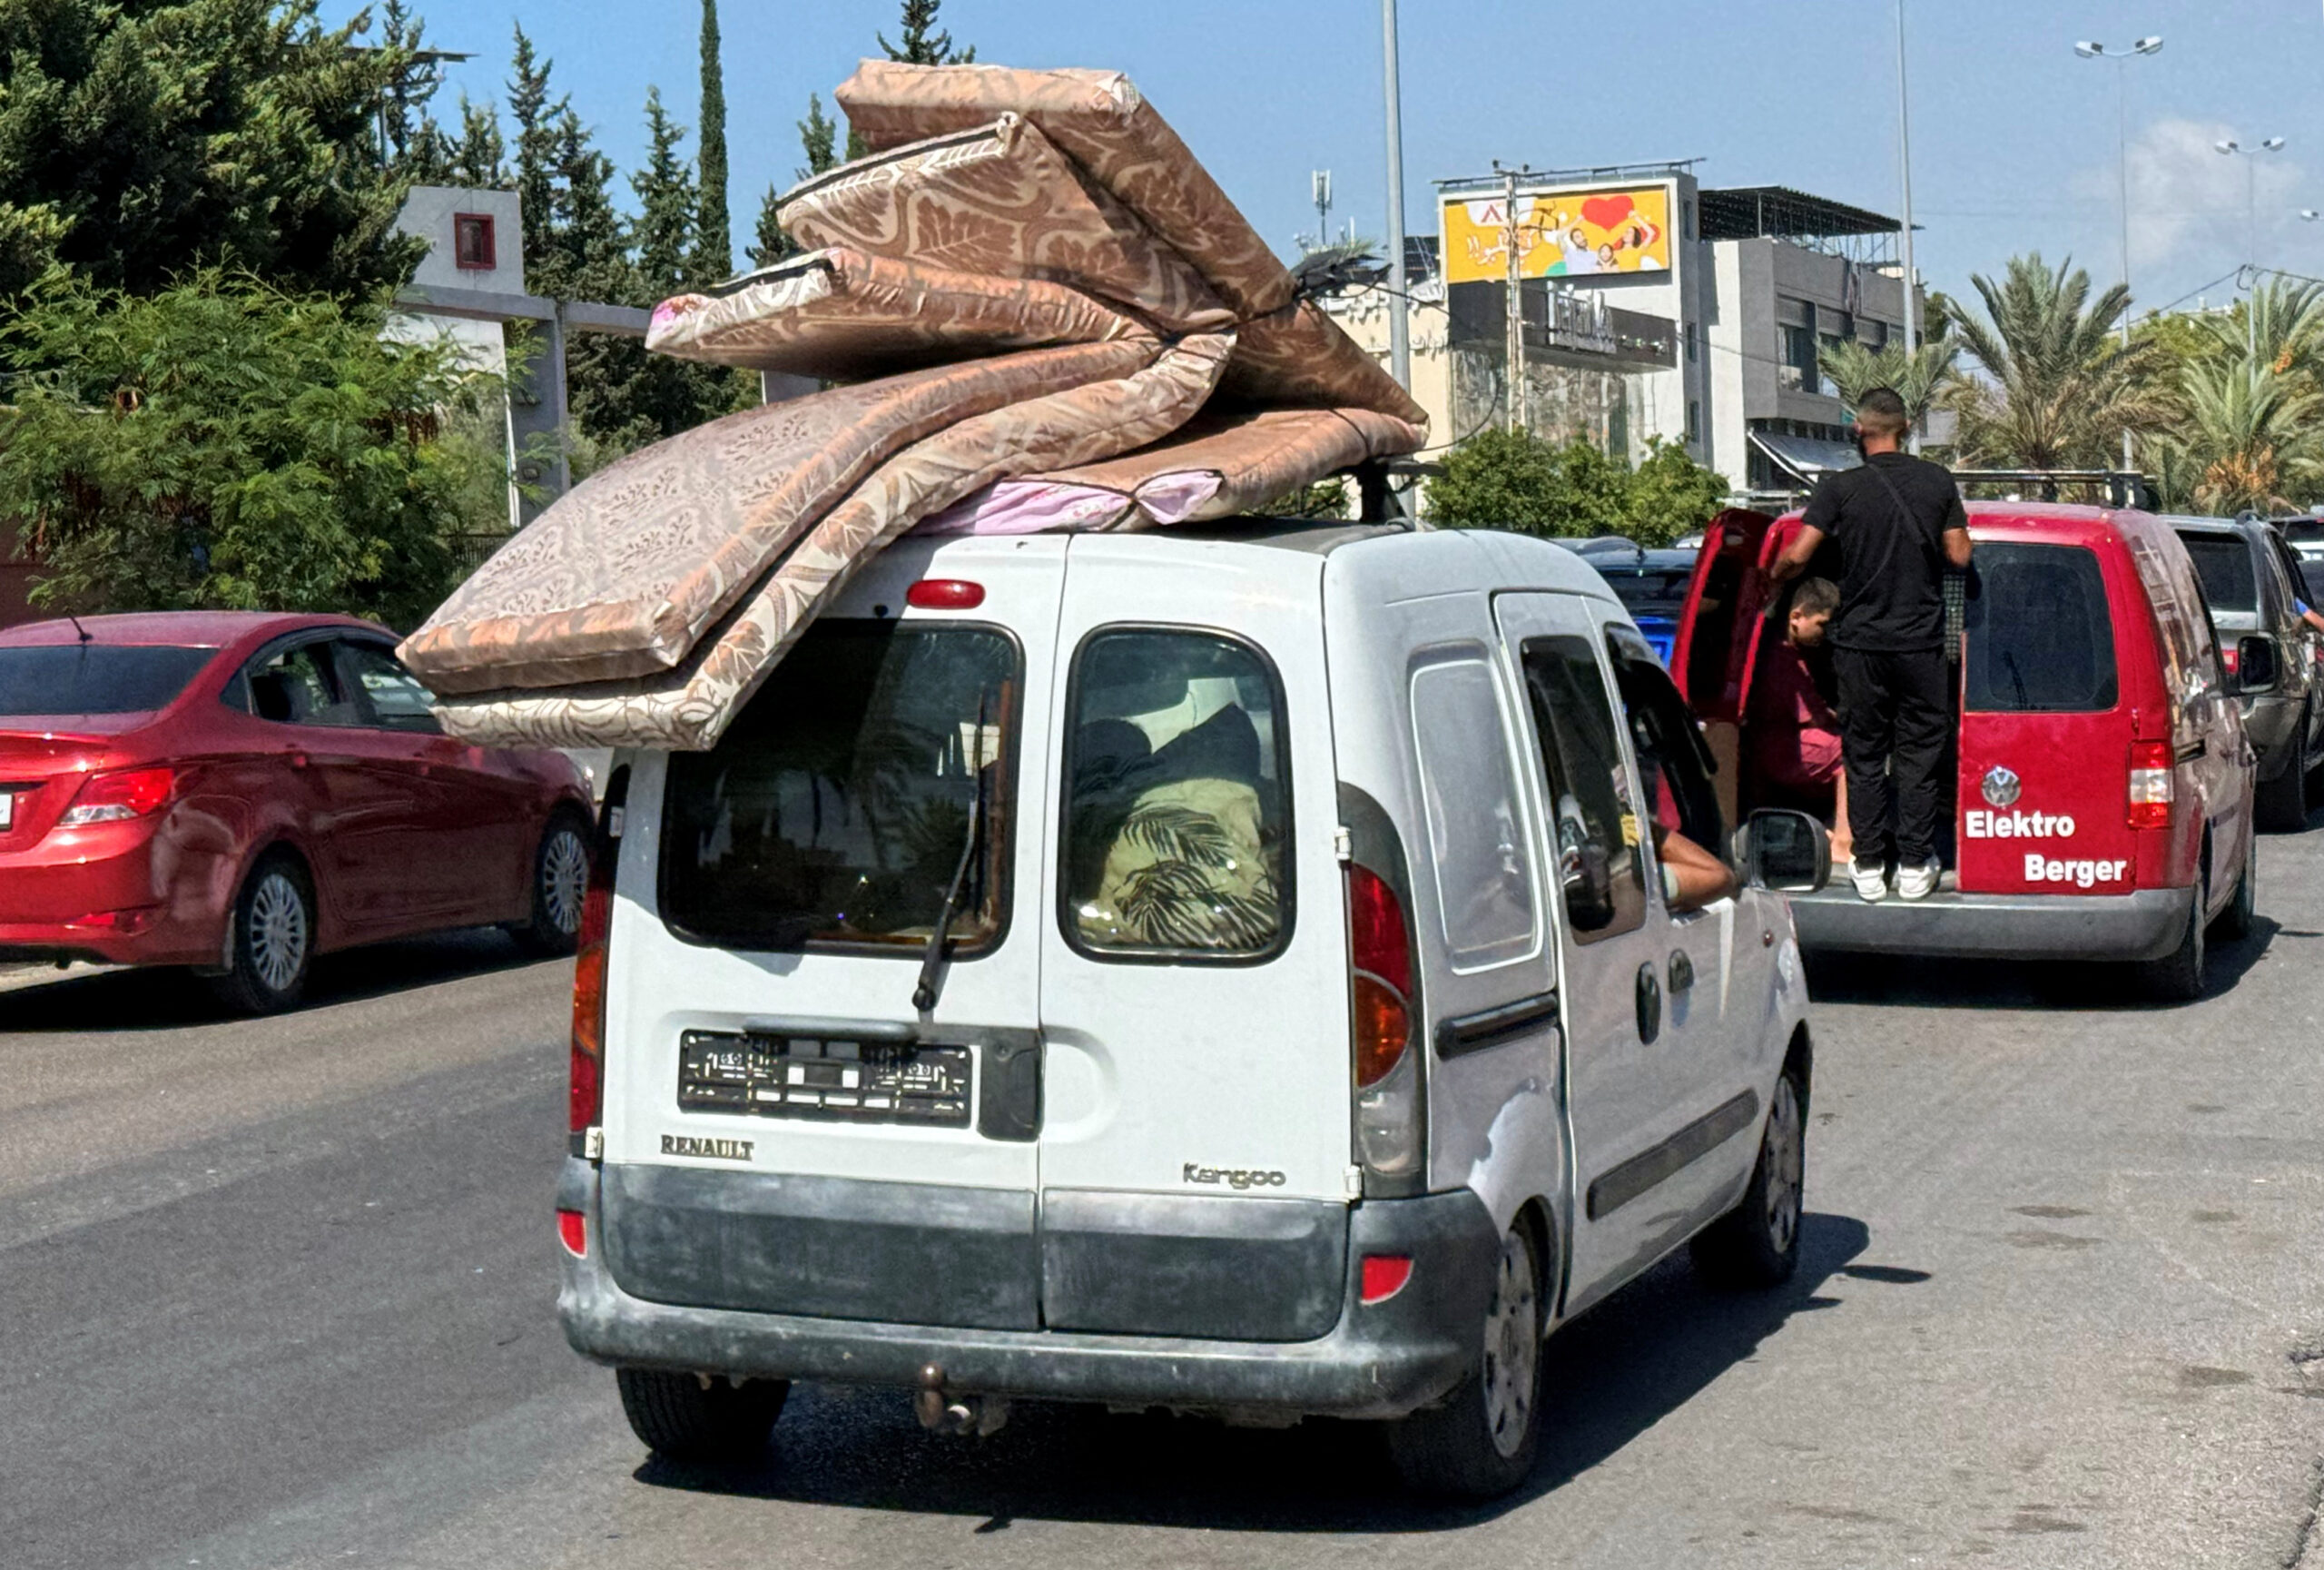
553 519 1827 1496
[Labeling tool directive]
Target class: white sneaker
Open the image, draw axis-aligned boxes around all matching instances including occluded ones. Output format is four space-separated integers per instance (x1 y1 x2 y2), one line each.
1851 861 1889 902
1896 861 1941 901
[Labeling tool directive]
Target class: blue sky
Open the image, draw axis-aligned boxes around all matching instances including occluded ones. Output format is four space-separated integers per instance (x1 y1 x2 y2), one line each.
340 0 2324 316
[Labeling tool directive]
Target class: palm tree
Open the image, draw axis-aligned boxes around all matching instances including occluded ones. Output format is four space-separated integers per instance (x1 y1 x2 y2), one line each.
1817 337 1961 427
2169 358 2324 515
1938 253 2168 469
2200 278 2324 375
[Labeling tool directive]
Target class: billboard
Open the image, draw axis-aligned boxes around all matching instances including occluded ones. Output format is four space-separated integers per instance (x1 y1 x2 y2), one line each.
1441 184 1672 282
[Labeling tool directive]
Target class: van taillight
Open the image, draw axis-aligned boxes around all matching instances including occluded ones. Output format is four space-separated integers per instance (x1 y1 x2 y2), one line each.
2128 740 2174 829
569 776 625 1140
1349 866 1413 1087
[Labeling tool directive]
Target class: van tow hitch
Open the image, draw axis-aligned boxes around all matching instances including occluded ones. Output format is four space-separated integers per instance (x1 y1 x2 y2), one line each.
914 1362 1010 1437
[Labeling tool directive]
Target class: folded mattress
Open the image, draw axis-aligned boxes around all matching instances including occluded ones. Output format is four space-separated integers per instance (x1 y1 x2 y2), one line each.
406 62 1428 749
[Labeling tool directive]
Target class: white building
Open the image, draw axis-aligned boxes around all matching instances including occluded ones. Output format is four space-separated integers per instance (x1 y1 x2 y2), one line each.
1333 168 1920 504
387 184 526 376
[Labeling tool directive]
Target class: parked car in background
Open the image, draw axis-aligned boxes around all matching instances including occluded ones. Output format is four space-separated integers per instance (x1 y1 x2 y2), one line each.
556 521 1827 1496
1675 503 2257 999
2273 512 2324 563
2168 516 2323 830
0 612 596 1012
1555 538 1700 666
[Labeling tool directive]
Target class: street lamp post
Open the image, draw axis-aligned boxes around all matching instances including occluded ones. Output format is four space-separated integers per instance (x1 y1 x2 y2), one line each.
1381 0 1411 393
2074 36 2162 473
1895 0 1919 451
2216 136 2288 360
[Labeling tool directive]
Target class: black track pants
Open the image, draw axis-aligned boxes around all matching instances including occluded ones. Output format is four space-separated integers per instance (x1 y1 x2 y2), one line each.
1832 646 1952 867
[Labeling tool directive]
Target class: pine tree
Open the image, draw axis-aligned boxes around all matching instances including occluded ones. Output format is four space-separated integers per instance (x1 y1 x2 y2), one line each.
797 94 840 180
0 0 425 298
632 88 697 301
448 97 509 189
692 0 731 282
507 26 566 291
879 0 975 64
748 185 789 269
548 108 628 300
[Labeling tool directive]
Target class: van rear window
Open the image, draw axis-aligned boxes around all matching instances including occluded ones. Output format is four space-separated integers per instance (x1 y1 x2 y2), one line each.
0 644 215 716
659 621 1018 953
1963 544 2119 713
1060 628 1290 959
2176 532 2259 613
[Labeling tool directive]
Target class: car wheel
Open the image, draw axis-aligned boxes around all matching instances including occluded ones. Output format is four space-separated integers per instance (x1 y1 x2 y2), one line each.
615 1368 788 1463
1690 1062 1807 1290
2142 878 2208 1002
2255 739 2309 833
1386 1221 1543 1498
507 811 592 958
2212 833 2257 943
207 854 315 1015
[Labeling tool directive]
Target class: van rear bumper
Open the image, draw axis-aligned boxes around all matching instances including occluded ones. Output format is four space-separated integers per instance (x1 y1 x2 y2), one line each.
556 1159 1502 1420
1791 883 2194 962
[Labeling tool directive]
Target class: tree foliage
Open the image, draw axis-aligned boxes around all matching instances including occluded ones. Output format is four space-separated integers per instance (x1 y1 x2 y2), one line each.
0 0 423 299
880 0 975 64
1936 253 2167 469
0 273 499 626
1426 429 1728 547
1817 338 1961 427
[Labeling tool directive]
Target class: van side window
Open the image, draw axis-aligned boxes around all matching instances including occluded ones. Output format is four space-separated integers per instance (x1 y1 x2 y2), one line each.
1518 636 1649 943
1061 628 1290 959
1608 629 1727 856
2127 531 2224 746
1410 657 1539 970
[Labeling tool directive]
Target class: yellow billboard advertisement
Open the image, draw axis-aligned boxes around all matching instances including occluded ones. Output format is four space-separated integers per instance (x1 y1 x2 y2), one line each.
1441 184 1672 282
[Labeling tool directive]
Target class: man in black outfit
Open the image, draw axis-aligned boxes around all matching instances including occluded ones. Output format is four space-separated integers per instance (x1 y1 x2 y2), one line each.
1769 388 1972 903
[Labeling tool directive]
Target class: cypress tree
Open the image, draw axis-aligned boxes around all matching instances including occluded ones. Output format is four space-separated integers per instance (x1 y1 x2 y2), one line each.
448 97 509 189
693 0 731 282
797 94 840 179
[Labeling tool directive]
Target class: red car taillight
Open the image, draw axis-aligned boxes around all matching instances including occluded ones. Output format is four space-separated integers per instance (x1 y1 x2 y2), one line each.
57 765 175 826
2128 739 2174 830
1350 865 1413 1088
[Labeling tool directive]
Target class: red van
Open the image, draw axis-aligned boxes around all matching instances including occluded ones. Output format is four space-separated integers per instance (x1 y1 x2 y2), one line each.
1674 502 2257 998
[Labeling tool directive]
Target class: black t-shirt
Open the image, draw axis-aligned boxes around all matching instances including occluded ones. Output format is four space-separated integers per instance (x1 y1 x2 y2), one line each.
1799 452 1967 651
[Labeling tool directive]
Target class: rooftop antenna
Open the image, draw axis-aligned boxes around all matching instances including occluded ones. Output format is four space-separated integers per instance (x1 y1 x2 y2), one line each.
65 613 92 644
1311 170 1334 252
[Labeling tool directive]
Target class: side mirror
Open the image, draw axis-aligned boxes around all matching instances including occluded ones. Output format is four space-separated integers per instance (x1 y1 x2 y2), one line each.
1742 808 1831 894
2236 635 2280 694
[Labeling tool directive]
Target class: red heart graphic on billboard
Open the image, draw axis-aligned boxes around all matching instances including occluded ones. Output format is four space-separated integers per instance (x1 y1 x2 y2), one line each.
1580 194 1635 231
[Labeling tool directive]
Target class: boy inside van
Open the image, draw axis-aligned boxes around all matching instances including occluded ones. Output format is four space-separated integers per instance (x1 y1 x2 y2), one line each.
1749 578 1852 863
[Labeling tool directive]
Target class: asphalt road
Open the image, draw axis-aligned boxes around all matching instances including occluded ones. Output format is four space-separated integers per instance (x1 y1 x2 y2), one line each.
5 839 2322 1570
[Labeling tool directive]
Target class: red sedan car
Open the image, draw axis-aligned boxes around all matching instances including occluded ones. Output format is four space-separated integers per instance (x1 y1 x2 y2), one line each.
0 611 596 1012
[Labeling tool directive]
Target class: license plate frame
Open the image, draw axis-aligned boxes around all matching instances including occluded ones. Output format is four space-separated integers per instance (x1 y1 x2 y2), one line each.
677 1030 972 1128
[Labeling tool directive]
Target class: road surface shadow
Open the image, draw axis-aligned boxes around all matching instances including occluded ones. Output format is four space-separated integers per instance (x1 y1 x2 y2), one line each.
0 928 555 1033
633 1211 1877 1531
1802 914 2277 1011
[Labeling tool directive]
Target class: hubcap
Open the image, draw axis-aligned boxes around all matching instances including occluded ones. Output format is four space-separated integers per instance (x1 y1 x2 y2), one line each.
1764 1075 1805 1256
542 828 589 936
1481 1229 1541 1459
248 872 309 993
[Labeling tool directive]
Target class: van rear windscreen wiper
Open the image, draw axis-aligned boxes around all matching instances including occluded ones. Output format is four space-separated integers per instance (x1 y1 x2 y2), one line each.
912 696 989 1013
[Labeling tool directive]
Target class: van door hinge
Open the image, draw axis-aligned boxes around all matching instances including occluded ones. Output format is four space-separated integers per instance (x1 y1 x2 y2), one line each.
1344 1164 1365 1200
583 1126 605 1161
1332 825 1353 864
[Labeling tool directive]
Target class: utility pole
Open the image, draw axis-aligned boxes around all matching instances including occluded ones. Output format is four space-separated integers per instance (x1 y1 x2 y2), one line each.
1894 0 1920 452
1500 164 1527 434
1381 0 1411 391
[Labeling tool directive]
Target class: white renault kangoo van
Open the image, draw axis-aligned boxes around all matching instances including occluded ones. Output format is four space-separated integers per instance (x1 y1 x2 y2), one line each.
555 518 1827 1496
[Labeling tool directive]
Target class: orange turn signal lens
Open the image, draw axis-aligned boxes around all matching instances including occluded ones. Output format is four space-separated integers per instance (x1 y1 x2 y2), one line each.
1353 973 1411 1088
